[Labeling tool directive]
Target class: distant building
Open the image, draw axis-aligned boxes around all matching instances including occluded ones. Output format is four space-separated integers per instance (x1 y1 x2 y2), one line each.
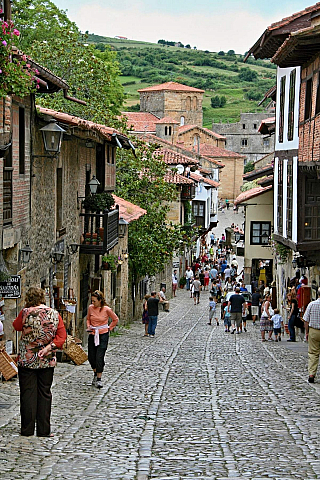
114 36 128 39
212 112 275 164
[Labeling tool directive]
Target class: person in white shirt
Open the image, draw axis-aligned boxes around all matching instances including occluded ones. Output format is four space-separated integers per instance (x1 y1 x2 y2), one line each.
185 267 194 291
172 270 178 297
159 287 170 312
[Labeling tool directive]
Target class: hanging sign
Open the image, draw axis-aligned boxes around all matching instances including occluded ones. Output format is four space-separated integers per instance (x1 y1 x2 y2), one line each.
0 275 21 298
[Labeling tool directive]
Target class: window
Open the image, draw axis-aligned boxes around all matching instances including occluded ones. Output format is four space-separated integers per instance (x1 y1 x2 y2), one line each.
304 179 320 241
304 77 313 121
186 96 191 110
242 124 246 129
169 126 172 136
3 146 12 225
263 138 270 147
277 160 283 235
192 201 205 227
165 126 168 136
56 168 63 231
278 76 286 143
316 73 320 116
96 144 105 192
19 107 25 174
253 123 257 130
287 69 296 141
180 116 185 126
193 96 197 110
241 139 248 146
250 222 271 245
287 161 293 238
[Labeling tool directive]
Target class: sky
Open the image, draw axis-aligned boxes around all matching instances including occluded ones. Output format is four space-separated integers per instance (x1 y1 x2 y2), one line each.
52 0 313 54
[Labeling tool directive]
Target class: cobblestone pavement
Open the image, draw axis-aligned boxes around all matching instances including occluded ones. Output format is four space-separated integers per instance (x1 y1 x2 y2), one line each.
1 285 320 480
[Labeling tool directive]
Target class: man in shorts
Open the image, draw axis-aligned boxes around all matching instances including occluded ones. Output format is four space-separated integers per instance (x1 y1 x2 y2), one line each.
228 287 246 334
193 276 201 305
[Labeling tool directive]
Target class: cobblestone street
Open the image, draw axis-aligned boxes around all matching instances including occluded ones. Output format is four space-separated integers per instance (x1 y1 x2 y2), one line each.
1 284 320 480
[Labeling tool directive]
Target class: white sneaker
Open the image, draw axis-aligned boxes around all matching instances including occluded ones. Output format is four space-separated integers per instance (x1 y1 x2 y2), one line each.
96 379 103 389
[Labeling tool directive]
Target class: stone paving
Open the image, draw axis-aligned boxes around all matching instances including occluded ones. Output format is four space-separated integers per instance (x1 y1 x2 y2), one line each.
1 285 320 480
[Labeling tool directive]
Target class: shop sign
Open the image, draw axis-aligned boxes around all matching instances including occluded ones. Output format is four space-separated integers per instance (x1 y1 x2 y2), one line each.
0 275 21 298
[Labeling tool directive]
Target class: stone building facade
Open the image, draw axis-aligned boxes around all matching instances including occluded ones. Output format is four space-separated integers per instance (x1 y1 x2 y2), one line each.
212 112 275 164
138 82 204 126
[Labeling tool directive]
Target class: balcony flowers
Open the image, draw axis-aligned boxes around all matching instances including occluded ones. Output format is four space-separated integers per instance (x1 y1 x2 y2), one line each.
0 14 38 98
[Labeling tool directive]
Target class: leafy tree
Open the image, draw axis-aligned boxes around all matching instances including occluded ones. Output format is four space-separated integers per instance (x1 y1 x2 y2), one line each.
116 137 190 279
185 44 191 49
211 95 226 108
244 161 254 174
238 68 258 82
12 0 125 128
227 50 235 55
218 50 225 56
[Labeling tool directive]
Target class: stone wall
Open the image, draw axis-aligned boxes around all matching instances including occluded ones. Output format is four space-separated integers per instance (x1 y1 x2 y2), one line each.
200 155 244 201
178 127 225 150
212 113 275 164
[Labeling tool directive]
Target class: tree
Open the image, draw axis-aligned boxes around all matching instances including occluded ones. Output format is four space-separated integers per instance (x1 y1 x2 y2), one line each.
210 95 226 108
218 51 225 56
116 137 189 279
227 50 235 55
244 161 254 174
12 0 125 128
238 68 258 82
185 44 191 49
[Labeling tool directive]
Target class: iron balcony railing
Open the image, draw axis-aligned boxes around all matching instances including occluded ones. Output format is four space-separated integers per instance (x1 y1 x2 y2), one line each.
79 206 119 255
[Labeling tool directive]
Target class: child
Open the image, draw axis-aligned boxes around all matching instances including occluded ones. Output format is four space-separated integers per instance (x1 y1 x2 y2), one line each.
208 296 218 326
223 304 231 332
242 303 248 333
271 308 283 342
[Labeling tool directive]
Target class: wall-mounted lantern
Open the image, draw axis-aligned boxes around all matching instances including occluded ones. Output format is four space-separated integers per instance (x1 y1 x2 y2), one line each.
50 247 64 264
19 243 33 264
119 218 129 238
88 175 100 195
67 243 79 255
40 119 65 154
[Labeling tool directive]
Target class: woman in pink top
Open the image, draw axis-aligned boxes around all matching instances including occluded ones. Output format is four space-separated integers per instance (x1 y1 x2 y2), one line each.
87 290 118 388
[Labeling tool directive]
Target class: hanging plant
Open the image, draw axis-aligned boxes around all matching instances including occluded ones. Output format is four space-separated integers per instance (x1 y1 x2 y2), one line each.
0 17 38 98
82 192 115 212
101 254 117 271
270 236 290 264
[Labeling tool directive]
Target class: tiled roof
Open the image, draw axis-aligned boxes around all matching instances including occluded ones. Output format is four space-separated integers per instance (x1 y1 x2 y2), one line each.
234 186 272 205
257 175 274 187
258 117 276 135
122 112 159 133
243 163 273 180
138 81 205 93
178 124 226 139
269 2 320 31
112 195 146 223
164 171 195 185
189 172 219 188
153 148 198 166
198 166 211 175
258 86 276 106
155 117 180 124
38 107 130 146
199 144 245 158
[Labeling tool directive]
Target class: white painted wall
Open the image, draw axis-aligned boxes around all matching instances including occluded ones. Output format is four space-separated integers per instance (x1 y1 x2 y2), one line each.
274 157 279 233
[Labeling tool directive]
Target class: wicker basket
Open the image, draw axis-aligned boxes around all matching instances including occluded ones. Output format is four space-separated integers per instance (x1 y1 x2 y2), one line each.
62 335 88 365
0 348 18 381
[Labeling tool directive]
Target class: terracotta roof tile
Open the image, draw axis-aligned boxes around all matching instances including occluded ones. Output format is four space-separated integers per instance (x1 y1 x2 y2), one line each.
198 144 245 158
178 124 226 139
112 195 146 223
138 81 205 93
234 186 272 205
198 166 211 175
38 107 129 144
155 117 180 124
122 112 159 133
164 171 195 185
153 148 198 166
243 163 273 180
189 172 219 188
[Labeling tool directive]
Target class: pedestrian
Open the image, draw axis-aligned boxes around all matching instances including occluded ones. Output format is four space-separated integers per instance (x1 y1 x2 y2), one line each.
172 270 178 297
241 302 248 332
260 294 274 342
147 291 160 337
225 198 229 210
287 291 299 342
159 286 170 312
12 286 67 437
271 308 283 342
303 287 320 383
204 267 210 290
210 232 215 245
223 304 231 332
251 287 262 325
185 266 194 291
0 319 4 341
142 294 150 337
199 268 205 288
87 290 119 388
209 265 218 285
228 287 246 334
208 296 218 326
193 276 201 305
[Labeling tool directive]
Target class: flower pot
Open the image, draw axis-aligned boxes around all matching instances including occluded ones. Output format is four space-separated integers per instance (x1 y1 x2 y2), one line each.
102 262 110 270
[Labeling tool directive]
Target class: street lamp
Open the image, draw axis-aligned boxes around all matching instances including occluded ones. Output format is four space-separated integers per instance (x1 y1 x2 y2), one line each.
19 243 33 264
50 247 64 264
40 119 65 154
235 232 241 243
88 175 100 195
67 243 79 255
119 218 129 238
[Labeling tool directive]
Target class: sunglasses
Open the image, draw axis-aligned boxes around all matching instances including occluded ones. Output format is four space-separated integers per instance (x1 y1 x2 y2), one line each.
93 290 102 300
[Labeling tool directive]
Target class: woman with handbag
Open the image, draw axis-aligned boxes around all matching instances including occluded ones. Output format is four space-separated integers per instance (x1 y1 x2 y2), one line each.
13 287 66 437
87 290 118 388
260 294 273 342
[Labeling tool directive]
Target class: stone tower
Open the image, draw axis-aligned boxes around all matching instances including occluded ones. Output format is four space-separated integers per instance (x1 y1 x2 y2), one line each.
138 82 204 126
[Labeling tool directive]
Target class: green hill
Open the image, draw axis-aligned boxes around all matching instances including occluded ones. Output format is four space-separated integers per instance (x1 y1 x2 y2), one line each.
88 34 276 128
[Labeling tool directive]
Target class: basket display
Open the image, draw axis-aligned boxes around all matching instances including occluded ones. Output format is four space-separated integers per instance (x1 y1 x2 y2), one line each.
62 335 88 365
0 348 18 381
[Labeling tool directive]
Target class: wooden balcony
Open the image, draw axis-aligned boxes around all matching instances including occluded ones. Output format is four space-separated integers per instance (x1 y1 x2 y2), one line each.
79 206 119 255
181 184 196 200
